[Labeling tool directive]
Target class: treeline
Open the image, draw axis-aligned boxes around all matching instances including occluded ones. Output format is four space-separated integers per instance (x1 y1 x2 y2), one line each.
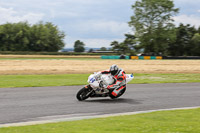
112 0 200 56
0 51 114 55
0 22 65 52
168 24 200 56
112 24 200 56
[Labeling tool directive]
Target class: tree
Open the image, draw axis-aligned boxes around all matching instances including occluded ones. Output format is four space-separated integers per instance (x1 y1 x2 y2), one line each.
111 34 136 54
99 47 107 51
0 22 31 51
110 41 123 54
0 21 65 52
74 40 85 52
191 33 200 56
129 0 179 55
168 24 197 56
88 48 94 53
198 27 200 34
30 22 65 52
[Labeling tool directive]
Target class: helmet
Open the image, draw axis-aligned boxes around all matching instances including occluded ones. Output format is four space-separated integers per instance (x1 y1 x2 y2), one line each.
110 64 119 76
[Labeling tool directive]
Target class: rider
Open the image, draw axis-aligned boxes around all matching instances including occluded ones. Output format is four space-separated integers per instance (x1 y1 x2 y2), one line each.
95 64 126 97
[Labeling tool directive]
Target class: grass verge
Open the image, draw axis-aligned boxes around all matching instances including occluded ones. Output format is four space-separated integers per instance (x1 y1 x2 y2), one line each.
0 73 199 88
0 108 200 133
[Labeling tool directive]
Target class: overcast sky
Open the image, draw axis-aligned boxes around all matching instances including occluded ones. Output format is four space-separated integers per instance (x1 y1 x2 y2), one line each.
0 0 200 48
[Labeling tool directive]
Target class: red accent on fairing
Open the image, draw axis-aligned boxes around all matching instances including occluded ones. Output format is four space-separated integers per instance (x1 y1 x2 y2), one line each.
111 91 117 96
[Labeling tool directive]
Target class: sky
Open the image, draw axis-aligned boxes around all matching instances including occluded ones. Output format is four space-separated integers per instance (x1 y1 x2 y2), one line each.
0 0 200 48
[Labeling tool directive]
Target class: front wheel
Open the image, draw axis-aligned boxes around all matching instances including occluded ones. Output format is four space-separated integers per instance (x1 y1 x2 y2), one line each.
109 87 126 99
76 87 92 101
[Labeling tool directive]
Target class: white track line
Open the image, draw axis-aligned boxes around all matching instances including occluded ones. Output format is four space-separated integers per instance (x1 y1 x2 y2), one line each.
0 106 200 128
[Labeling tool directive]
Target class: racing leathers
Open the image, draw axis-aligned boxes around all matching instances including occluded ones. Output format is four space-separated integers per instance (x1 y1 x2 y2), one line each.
96 69 126 97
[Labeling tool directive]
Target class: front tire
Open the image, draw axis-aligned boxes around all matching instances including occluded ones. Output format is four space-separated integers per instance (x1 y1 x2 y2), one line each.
76 87 91 101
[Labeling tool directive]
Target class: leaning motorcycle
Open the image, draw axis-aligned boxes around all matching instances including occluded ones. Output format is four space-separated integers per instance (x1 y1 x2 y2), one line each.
76 73 134 101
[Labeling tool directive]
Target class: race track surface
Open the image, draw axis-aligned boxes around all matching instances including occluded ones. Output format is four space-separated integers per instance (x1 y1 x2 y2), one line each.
0 83 200 125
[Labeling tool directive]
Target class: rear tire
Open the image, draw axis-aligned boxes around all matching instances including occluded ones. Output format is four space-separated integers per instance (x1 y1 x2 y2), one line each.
76 87 91 101
109 87 126 99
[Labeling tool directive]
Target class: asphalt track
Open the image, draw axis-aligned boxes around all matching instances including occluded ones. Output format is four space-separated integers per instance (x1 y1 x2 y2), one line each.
0 83 200 126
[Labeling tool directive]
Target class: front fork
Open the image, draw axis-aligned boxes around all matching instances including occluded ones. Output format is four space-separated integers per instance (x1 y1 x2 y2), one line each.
85 85 95 97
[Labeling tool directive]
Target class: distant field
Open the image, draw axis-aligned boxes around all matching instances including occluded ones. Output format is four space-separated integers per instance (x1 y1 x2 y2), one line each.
0 55 200 74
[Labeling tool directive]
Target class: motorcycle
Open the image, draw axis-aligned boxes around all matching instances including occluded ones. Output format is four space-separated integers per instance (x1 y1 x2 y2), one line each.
76 73 134 101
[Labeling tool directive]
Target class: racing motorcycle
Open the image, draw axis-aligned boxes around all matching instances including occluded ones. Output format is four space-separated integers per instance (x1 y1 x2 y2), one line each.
76 73 134 101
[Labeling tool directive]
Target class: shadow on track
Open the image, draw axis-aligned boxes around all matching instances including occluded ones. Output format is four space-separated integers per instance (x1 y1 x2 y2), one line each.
84 98 142 104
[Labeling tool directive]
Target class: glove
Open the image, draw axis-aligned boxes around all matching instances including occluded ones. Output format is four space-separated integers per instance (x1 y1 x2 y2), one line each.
99 81 107 88
106 85 111 89
103 84 108 89
99 81 103 88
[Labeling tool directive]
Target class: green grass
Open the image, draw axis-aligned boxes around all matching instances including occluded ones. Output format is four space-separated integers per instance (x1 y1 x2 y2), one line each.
0 74 90 88
1 108 200 133
0 73 199 88
130 73 200 84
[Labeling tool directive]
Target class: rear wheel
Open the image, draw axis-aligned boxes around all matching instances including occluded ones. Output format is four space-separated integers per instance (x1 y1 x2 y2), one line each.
109 87 126 99
76 87 92 101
